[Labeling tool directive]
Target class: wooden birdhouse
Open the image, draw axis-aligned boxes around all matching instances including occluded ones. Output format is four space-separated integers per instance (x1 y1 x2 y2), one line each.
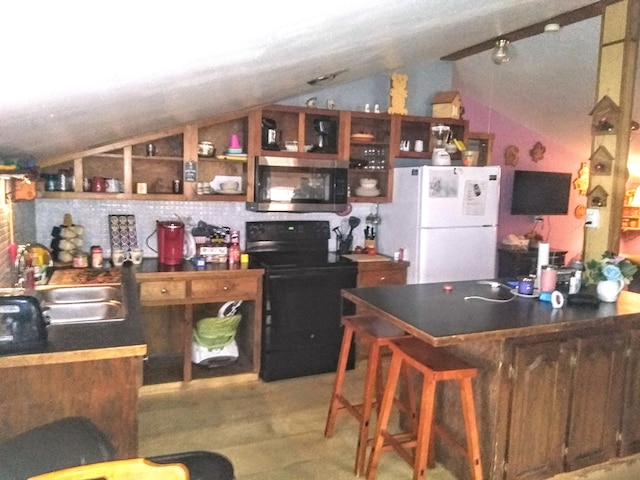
589 145 614 176
590 95 621 134
431 91 463 119
587 184 609 208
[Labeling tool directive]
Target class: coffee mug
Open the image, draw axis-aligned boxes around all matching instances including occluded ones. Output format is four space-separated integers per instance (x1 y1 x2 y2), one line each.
106 178 119 193
414 140 424 152
130 248 143 265
92 176 106 193
400 140 410 152
112 249 126 267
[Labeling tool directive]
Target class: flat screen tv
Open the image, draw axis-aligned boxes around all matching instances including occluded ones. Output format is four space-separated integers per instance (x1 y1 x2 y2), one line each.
511 170 572 216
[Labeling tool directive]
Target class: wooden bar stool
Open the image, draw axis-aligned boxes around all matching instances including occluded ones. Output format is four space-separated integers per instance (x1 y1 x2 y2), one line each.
366 337 482 480
325 314 409 476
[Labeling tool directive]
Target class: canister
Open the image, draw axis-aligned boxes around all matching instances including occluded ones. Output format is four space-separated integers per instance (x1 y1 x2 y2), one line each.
73 251 89 268
540 265 558 293
91 245 103 268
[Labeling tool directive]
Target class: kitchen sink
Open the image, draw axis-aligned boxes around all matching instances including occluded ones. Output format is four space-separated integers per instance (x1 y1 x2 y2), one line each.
38 285 125 324
42 301 126 324
39 286 121 304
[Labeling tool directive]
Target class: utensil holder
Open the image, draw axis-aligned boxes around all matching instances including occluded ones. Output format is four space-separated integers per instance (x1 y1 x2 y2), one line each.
338 238 352 254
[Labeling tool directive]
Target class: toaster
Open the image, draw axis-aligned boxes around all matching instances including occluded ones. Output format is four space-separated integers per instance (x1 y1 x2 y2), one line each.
0 296 47 355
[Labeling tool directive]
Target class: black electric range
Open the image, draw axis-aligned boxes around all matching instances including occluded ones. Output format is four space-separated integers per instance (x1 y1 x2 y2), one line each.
246 221 357 381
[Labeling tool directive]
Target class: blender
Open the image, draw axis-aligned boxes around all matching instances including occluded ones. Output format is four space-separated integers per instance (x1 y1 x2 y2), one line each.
430 124 451 166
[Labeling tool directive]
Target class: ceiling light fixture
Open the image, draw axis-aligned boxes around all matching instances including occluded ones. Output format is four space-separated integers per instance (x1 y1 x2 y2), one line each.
544 23 561 33
307 69 348 86
491 39 510 65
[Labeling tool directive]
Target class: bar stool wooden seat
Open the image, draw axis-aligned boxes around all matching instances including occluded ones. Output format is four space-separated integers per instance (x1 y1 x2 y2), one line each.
325 314 409 476
366 337 482 480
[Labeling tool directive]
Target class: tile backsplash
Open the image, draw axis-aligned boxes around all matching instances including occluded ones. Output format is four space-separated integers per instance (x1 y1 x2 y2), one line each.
34 199 378 257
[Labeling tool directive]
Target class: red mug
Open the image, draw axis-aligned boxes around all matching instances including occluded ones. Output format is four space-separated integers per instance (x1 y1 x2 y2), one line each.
92 176 106 193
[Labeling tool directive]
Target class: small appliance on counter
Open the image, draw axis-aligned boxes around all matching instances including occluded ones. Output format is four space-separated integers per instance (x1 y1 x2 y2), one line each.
191 301 242 367
0 296 47 355
156 220 185 265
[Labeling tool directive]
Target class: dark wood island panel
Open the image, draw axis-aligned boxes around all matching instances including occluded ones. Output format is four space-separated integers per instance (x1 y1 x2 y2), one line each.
342 282 640 480
0 352 143 458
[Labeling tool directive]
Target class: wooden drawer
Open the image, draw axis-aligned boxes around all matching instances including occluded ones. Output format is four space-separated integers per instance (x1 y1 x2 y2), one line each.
139 280 187 302
358 268 406 287
191 277 258 301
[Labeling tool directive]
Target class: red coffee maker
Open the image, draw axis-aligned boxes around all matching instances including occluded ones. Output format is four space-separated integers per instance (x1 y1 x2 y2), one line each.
157 221 185 265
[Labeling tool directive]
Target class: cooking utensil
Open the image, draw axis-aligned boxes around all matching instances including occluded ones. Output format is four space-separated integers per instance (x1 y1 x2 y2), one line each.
345 216 361 242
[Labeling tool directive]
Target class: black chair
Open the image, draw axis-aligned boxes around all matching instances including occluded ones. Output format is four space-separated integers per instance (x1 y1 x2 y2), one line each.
0 417 234 480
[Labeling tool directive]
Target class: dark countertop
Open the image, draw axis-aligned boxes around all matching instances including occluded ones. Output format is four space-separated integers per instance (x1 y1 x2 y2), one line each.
342 281 640 346
133 258 262 279
0 265 146 368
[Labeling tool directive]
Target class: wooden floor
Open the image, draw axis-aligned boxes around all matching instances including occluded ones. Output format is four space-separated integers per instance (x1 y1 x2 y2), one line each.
138 361 640 480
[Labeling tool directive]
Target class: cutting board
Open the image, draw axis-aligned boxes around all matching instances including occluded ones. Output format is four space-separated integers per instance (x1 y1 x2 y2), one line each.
341 254 391 263
48 268 122 286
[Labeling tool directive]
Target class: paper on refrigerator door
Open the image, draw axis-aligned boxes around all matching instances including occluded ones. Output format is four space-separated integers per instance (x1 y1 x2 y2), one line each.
462 180 488 216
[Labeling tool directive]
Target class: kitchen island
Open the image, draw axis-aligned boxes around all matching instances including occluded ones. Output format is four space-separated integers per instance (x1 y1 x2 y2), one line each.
0 265 146 458
342 281 640 480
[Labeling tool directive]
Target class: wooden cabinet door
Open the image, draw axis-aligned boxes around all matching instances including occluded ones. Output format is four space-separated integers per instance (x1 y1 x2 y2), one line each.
619 330 640 456
505 340 572 480
565 333 626 470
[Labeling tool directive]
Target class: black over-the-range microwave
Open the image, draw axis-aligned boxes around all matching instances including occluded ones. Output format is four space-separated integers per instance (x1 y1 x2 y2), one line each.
246 156 349 213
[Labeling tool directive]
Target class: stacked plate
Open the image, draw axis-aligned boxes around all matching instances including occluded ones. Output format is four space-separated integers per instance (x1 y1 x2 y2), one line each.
355 186 381 197
355 178 380 197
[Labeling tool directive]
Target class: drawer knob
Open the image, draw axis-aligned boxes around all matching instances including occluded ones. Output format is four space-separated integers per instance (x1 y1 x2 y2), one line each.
222 285 229 291
161 288 168 294
380 276 386 281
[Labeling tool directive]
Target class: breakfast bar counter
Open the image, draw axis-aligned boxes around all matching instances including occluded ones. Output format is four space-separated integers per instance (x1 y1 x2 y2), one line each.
343 282 640 480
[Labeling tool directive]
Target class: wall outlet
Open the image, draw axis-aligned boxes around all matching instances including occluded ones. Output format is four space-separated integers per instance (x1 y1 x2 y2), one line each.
585 208 600 228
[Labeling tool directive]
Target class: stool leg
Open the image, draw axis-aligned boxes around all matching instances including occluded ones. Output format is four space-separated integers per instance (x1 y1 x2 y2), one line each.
402 364 419 435
413 377 436 480
366 351 403 480
459 378 483 480
355 341 382 476
325 324 355 438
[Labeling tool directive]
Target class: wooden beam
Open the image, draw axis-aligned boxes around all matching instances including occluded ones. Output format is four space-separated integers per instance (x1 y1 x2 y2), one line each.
441 1 622 61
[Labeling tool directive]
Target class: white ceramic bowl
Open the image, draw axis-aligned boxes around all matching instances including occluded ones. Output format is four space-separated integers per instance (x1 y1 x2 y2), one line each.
359 178 378 188
284 141 298 152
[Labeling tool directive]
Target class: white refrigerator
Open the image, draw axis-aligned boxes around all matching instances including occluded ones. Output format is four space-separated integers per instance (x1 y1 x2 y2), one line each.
378 165 501 284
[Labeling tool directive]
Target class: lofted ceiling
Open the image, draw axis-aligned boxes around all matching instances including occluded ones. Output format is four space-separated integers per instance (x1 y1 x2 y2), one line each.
0 0 636 161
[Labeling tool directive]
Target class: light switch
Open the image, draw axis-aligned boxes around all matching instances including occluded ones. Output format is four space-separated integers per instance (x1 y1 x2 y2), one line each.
585 208 599 228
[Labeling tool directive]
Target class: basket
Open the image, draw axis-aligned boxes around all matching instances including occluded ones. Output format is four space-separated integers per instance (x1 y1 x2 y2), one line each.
193 314 242 350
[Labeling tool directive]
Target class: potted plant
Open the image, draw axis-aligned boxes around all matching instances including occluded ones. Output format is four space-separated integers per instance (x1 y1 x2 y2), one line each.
585 251 637 302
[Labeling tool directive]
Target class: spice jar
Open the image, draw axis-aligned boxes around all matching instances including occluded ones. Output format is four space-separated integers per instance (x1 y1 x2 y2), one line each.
91 245 103 268
228 230 241 264
73 251 89 268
